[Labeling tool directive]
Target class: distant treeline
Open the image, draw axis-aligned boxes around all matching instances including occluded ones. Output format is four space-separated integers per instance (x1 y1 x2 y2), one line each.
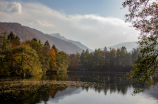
0 31 68 77
68 46 140 72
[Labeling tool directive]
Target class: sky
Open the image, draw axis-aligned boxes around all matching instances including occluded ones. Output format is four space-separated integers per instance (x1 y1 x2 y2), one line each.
0 0 139 50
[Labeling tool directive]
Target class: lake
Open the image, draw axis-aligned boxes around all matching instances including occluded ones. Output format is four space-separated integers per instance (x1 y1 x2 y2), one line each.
0 72 158 104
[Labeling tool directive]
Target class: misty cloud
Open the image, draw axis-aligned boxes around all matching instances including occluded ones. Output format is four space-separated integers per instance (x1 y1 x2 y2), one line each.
0 1 139 49
0 1 21 14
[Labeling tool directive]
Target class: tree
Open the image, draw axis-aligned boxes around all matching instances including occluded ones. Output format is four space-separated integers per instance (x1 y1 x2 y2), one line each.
123 0 158 83
123 0 157 37
56 51 68 72
24 39 51 73
32 38 37 42
80 50 85 65
109 48 116 66
8 31 15 42
103 46 110 66
0 33 12 76
12 44 42 77
44 40 50 49
52 44 58 53
8 31 20 48
131 48 140 64
127 35 158 83
49 45 57 70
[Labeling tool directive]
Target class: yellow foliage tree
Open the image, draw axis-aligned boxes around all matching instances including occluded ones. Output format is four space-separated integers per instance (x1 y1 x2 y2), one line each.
13 44 42 77
50 47 57 70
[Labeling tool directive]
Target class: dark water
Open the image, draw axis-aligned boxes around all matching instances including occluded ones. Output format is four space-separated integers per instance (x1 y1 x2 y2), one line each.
0 72 158 104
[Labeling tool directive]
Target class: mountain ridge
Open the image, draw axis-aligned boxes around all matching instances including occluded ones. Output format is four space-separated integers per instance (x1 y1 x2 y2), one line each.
50 33 93 52
105 41 138 52
0 22 83 54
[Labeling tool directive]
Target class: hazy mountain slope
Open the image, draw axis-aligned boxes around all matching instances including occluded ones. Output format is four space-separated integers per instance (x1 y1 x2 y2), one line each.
0 22 82 54
107 42 138 52
24 26 82 54
51 33 93 52
0 22 40 41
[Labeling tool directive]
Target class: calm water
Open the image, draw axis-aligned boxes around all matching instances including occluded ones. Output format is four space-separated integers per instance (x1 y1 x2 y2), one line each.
0 72 158 104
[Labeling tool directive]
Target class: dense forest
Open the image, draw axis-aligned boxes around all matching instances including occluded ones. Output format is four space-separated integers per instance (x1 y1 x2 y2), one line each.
68 46 140 72
0 31 69 77
0 31 140 77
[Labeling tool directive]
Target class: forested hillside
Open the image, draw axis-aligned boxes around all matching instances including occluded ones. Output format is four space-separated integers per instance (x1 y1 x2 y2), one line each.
0 22 82 54
0 32 69 77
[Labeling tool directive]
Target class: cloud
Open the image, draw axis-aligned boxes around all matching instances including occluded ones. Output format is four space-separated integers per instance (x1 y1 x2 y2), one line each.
0 1 21 14
0 1 139 50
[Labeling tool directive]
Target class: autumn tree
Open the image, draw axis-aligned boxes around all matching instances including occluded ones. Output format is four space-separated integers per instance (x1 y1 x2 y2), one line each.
0 33 12 76
12 44 42 77
24 39 52 74
123 0 158 83
49 45 57 70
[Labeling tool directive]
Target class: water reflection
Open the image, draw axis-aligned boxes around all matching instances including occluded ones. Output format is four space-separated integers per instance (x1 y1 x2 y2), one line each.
0 72 158 104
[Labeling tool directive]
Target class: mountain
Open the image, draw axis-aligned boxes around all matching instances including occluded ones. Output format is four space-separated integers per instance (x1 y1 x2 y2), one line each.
51 33 93 52
105 42 138 52
0 22 82 54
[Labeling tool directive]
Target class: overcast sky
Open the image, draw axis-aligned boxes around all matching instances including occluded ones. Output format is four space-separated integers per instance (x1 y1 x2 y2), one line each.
0 0 139 50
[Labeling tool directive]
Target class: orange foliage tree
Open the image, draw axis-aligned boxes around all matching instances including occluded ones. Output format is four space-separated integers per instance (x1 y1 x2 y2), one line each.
50 45 57 70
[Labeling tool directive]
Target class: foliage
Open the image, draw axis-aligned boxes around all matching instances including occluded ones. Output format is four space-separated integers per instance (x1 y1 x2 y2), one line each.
50 45 57 70
56 51 68 72
12 44 42 77
0 33 12 76
68 47 138 71
127 35 158 83
122 0 157 37
8 31 20 48
44 40 50 49
0 31 69 77
123 0 158 83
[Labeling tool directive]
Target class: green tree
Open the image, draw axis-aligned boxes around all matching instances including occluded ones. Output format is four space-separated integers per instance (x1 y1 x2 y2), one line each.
103 47 110 66
56 51 68 72
109 48 116 66
80 50 85 65
0 33 12 76
127 35 158 83
131 48 140 64
123 0 158 83
44 40 50 49
8 31 20 48
12 44 42 77
24 39 51 73
69 53 80 69
7 31 15 42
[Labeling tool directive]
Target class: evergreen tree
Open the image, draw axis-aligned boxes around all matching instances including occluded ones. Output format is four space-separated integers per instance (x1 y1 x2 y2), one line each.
32 38 37 42
7 31 15 42
44 40 50 49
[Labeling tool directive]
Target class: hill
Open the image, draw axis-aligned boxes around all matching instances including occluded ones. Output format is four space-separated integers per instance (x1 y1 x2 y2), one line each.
0 22 82 54
50 33 93 52
106 42 138 52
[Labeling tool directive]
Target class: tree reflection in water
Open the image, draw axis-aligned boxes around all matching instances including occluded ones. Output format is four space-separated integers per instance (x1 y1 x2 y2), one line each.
0 72 157 104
